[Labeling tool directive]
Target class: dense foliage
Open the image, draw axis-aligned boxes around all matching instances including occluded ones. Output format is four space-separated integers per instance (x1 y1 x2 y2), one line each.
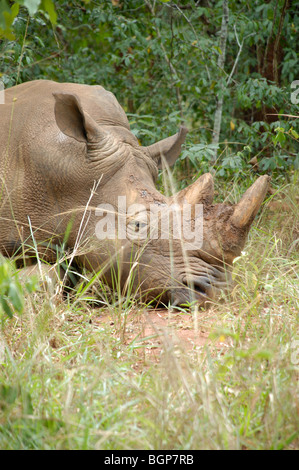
1 0 298 179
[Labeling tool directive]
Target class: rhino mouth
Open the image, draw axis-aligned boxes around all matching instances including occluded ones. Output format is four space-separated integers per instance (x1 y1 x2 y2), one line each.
170 268 232 307
170 286 209 307
183 277 212 297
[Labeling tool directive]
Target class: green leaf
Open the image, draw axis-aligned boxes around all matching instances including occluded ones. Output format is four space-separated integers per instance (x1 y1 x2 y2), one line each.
256 350 273 360
290 128 299 139
22 0 41 16
10 2 19 18
0 0 10 29
41 0 57 24
0 296 14 318
213 45 222 55
0 384 19 404
0 0 19 39
8 283 23 313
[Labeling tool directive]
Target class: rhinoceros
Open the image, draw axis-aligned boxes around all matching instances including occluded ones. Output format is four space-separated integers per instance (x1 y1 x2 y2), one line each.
0 80 269 306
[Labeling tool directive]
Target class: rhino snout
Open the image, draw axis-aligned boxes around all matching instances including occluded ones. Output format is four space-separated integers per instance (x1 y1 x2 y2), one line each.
170 277 213 307
170 270 232 307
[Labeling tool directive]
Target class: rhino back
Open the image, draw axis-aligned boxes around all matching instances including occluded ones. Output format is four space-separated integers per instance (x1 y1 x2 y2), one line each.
0 80 130 255
3 79 129 136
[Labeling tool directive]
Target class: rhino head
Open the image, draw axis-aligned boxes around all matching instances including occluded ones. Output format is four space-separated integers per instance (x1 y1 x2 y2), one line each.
90 170 269 307
51 92 269 307
0 81 269 307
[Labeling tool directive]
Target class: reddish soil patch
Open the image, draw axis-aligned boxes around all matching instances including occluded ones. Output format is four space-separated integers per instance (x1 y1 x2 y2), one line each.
95 308 230 366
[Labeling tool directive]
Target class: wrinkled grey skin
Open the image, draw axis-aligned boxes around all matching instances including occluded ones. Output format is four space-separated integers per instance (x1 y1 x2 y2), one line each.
0 80 269 306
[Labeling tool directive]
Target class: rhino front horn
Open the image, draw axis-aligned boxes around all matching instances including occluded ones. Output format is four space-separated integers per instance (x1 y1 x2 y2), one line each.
231 175 270 229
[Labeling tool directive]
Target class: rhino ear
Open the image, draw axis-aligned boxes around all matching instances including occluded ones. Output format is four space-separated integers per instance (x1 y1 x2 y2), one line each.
144 126 188 169
53 92 100 143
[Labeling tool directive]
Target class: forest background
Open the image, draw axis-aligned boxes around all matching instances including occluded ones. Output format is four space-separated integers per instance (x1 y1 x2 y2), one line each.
1 0 298 181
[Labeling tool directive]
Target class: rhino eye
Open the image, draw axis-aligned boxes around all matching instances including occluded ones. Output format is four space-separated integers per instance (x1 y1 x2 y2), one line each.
134 220 147 232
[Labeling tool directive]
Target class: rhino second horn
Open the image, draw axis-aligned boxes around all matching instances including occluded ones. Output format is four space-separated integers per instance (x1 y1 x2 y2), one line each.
144 126 188 168
231 175 270 229
175 173 214 206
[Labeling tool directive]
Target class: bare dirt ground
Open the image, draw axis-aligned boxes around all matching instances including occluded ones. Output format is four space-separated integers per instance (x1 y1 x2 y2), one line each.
93 308 232 366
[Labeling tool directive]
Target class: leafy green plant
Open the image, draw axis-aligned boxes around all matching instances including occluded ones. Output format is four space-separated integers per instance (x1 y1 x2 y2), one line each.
1 0 298 177
0 0 56 39
0 256 36 318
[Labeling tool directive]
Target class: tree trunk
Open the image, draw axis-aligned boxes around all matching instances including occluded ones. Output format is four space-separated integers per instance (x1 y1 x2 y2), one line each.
211 0 229 165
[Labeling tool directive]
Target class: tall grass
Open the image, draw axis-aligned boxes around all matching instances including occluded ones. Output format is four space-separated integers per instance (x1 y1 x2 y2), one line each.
0 176 298 450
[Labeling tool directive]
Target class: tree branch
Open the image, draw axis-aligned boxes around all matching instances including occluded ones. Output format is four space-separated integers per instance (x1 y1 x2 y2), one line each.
227 26 254 86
